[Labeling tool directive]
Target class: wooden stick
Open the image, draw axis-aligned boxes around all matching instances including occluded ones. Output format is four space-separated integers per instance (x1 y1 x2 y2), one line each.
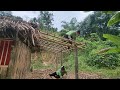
38 39 67 51
37 33 73 47
0 65 8 68
60 51 63 66
0 38 13 41
74 45 79 79
37 35 75 48
38 30 83 45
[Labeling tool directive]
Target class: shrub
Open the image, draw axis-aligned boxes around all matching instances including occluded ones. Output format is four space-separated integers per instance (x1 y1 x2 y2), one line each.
86 53 120 69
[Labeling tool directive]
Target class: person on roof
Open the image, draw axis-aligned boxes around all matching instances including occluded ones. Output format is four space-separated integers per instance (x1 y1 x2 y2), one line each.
64 30 80 41
63 30 80 49
49 66 67 79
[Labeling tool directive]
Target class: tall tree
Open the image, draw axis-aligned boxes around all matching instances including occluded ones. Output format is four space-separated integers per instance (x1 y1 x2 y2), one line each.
79 11 120 40
37 11 54 31
61 17 79 31
0 11 12 16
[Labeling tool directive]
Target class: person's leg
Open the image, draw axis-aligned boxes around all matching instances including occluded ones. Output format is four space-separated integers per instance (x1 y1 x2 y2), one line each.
49 72 59 79
54 75 60 79
49 72 56 76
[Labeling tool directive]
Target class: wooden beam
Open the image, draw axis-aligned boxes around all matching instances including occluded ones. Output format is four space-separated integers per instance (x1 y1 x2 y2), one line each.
46 44 64 51
0 38 13 41
39 43 64 53
40 40 49 46
36 31 85 50
37 34 72 47
55 53 58 70
60 51 63 66
74 45 79 79
38 39 67 52
40 39 67 50
38 31 83 45
37 35 75 48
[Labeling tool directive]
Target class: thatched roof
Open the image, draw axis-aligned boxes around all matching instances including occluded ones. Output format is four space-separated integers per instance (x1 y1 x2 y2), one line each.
0 16 85 53
0 16 37 47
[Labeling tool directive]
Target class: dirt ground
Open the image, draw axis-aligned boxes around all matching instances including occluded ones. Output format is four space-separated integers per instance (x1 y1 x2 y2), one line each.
25 69 104 79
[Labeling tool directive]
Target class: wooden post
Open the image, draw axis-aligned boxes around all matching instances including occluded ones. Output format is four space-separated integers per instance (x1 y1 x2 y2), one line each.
55 53 58 70
74 44 78 79
60 51 63 66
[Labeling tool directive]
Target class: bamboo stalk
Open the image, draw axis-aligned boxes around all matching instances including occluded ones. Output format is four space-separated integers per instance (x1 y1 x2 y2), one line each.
38 31 83 45
74 45 78 79
37 35 75 48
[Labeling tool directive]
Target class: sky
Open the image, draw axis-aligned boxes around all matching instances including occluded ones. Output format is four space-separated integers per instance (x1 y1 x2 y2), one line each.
12 11 93 31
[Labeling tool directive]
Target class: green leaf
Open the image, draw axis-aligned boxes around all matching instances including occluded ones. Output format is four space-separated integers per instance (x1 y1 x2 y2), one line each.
97 47 111 54
106 48 120 53
102 11 114 14
103 34 120 46
107 12 120 27
98 47 120 54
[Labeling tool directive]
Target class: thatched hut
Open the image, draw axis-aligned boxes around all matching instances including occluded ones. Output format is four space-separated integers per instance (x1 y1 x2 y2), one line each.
0 16 84 79
0 16 38 79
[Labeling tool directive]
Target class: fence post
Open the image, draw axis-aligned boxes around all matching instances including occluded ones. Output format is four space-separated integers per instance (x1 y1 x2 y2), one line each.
74 44 78 79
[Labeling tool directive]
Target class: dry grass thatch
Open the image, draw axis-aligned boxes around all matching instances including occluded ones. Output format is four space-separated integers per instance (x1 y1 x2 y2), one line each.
0 16 85 53
0 16 37 47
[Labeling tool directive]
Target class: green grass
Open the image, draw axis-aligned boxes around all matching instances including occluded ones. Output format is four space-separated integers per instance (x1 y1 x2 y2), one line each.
62 54 120 78
31 33 120 79
31 49 120 79
61 36 120 79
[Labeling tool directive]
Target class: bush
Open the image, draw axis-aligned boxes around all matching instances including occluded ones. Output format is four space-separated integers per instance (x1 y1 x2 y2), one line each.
86 53 120 69
89 33 100 41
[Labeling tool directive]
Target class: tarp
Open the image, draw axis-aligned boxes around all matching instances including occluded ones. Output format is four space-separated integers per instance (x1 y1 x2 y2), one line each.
0 40 13 66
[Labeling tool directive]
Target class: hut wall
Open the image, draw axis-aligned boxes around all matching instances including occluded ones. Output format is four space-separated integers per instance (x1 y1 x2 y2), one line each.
6 40 31 79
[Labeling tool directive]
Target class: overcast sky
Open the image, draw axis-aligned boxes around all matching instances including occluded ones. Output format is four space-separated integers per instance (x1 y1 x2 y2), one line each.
12 11 93 31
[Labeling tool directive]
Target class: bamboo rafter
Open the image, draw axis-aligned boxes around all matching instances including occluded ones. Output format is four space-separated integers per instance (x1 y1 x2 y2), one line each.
38 39 68 51
33 30 85 54
38 30 83 45
39 41 68 52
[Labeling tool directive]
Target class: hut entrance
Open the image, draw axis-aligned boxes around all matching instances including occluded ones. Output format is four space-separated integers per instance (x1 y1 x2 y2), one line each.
0 39 14 78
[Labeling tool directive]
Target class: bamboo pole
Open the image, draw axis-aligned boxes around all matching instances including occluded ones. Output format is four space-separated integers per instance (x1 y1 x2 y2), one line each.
37 35 75 48
55 53 58 70
37 31 77 46
74 44 79 79
38 39 67 51
60 51 63 66
38 31 83 45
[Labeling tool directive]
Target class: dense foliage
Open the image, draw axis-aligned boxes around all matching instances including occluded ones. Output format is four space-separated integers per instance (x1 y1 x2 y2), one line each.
87 53 120 69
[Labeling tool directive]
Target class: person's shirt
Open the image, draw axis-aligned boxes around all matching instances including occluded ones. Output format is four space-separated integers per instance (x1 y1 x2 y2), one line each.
56 68 62 78
66 31 76 40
